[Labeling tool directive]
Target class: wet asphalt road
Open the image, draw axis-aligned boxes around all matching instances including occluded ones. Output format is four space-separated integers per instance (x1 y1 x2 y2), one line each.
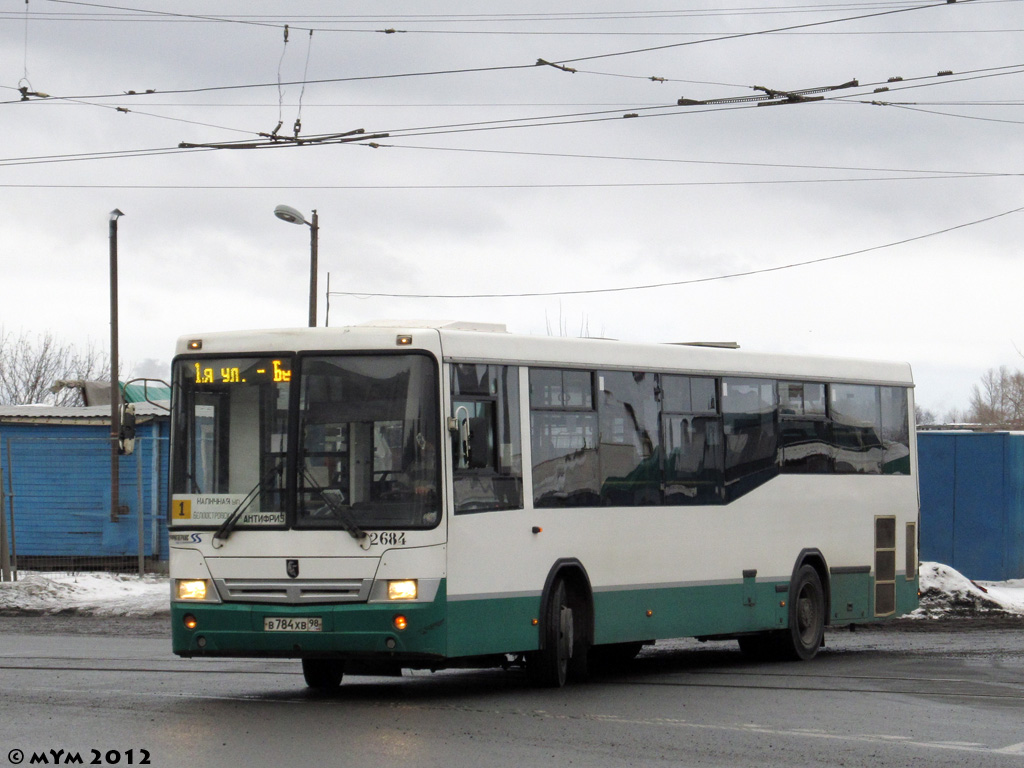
1 615 1023 768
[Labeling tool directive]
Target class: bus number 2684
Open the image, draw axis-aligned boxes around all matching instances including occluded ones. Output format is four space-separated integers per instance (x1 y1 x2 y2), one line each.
368 532 406 546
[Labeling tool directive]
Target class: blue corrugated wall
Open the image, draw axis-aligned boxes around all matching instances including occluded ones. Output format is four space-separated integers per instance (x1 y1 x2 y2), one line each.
918 432 1024 581
0 420 169 559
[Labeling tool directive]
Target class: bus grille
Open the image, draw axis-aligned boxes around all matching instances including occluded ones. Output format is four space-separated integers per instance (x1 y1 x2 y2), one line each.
213 578 372 604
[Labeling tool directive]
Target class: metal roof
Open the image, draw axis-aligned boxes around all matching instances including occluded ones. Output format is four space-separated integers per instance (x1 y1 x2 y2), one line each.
0 403 169 424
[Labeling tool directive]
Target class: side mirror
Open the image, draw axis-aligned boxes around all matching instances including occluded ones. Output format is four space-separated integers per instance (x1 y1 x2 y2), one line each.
449 406 473 468
119 402 136 455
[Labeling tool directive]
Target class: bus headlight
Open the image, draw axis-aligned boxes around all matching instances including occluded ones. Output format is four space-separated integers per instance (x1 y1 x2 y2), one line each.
176 579 209 601
387 580 418 600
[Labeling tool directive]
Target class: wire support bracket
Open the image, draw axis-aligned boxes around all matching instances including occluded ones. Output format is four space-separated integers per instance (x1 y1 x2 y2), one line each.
678 78 858 108
178 129 389 150
536 58 577 74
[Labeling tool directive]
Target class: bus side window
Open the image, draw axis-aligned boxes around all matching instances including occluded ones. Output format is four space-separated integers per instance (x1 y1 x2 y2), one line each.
778 381 830 475
451 364 523 513
880 386 911 475
530 368 601 508
661 375 723 505
831 384 883 474
721 377 780 501
598 370 661 506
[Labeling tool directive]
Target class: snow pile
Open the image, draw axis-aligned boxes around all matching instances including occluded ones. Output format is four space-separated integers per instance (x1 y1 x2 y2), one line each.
0 562 1022 619
0 572 169 616
912 561 1024 618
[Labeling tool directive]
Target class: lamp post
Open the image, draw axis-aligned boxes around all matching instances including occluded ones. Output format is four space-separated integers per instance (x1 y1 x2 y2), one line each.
108 209 124 524
274 205 319 327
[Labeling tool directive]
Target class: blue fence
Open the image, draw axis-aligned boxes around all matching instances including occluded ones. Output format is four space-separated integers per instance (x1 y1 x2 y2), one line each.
0 422 168 572
918 431 1024 581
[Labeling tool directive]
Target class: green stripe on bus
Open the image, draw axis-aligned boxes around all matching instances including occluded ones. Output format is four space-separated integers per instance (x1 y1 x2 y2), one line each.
173 572 918 659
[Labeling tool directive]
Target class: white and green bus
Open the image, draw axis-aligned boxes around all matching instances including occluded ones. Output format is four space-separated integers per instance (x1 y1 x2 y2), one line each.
169 320 919 688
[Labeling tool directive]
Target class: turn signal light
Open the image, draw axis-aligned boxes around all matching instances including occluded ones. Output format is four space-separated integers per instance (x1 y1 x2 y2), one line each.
393 615 408 631
183 614 198 630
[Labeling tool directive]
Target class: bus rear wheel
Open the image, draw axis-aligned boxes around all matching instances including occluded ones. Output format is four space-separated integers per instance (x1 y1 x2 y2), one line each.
779 564 825 661
302 658 344 690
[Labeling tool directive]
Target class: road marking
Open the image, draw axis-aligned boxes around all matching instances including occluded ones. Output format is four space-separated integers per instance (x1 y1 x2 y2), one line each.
531 711 1024 758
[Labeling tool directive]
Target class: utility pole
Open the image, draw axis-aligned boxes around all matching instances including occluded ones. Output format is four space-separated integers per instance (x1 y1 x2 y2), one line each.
109 209 124 523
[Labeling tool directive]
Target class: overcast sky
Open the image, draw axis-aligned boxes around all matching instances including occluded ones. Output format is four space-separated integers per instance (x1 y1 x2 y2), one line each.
2 1 1022 416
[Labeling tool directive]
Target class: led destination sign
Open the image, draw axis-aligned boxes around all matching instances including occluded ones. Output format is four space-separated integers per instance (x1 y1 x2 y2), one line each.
191 358 291 385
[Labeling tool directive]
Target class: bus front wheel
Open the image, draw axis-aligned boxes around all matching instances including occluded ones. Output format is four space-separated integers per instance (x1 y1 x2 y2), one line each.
528 579 574 687
302 658 344 690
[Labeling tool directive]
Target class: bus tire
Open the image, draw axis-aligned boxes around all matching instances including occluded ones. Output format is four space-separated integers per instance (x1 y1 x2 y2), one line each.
779 564 825 661
528 579 573 688
302 658 344 690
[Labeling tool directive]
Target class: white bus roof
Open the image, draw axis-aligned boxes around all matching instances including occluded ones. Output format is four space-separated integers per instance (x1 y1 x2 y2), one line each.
176 321 913 387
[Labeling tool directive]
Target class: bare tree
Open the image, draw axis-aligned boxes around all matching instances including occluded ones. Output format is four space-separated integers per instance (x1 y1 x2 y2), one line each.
915 404 938 426
943 406 966 425
0 327 113 406
967 365 1024 428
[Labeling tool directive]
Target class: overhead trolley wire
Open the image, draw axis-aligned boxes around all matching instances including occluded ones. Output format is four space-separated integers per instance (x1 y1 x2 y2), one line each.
2 60 1020 163
370 143 1010 177
549 0 965 65
328 203 1024 300
172 64 1023 150
866 102 1024 124
2 66 1019 164
31 0 1012 28
7 0 972 104
0 172 1013 189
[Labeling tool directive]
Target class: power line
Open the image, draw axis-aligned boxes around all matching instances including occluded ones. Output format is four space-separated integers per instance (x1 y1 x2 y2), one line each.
169 66 1023 150
6 0 972 104
1 64 1019 166
861 101 1024 125
366 67 1024 141
3 129 1016 176
0 62 539 103
0 145 210 168
28 1 1016 28
12 10 1023 36
370 143 1012 177
550 0 958 65
328 203 1024 300
1 61 1017 166
0 173 1012 189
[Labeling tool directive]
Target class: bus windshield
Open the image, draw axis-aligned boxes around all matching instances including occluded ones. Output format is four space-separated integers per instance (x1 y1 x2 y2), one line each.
171 356 291 527
297 354 440 530
171 353 440 531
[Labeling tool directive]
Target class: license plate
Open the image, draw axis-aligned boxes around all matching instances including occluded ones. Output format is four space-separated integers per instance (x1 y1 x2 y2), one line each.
264 616 323 632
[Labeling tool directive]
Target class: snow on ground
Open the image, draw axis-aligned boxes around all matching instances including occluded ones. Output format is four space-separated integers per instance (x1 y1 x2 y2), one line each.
0 561 1022 618
912 562 1024 619
0 572 169 616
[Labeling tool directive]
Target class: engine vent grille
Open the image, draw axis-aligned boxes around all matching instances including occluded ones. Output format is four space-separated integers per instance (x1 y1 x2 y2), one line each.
213 578 372 605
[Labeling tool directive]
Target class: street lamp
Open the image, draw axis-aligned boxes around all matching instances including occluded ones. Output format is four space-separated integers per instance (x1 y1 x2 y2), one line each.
274 204 319 327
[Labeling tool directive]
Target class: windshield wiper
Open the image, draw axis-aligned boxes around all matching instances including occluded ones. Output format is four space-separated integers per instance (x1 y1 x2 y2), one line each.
211 462 284 549
301 468 369 548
